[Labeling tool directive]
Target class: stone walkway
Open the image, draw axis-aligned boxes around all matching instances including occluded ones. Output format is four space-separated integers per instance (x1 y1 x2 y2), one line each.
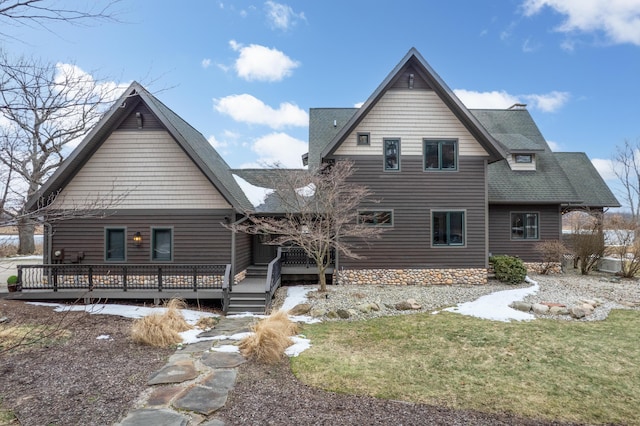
117 315 257 426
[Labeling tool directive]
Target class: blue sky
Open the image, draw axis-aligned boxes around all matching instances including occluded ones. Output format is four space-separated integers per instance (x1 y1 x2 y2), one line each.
3 0 639 204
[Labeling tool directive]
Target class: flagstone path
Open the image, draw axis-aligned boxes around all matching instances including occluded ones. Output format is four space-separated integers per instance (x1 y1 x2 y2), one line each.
117 315 256 426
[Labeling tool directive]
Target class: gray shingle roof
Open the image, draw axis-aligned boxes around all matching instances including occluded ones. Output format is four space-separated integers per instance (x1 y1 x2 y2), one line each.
472 109 584 204
554 152 620 208
307 108 357 169
28 82 253 212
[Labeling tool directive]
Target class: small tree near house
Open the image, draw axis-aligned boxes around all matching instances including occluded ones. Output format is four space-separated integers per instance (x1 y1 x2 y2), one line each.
231 160 385 292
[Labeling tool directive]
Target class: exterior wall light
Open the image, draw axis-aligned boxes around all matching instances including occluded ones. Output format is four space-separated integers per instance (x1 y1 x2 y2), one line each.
133 232 143 247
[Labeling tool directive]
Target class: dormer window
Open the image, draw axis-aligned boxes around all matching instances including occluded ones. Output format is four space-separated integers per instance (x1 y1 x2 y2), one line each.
515 154 533 164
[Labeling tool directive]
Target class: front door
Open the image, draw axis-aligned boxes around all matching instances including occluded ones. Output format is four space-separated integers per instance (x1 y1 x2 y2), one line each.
252 234 277 265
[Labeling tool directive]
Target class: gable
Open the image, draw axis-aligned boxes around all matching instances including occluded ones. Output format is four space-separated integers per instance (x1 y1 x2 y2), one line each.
334 89 489 158
52 129 232 210
317 48 507 167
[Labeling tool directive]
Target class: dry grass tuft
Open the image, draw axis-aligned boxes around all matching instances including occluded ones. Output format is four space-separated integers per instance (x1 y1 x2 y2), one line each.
130 298 192 347
162 298 192 333
239 310 300 364
195 316 218 329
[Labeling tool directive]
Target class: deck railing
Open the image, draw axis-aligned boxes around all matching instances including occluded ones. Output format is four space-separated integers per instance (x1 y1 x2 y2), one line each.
265 248 283 311
17 263 231 292
280 246 334 268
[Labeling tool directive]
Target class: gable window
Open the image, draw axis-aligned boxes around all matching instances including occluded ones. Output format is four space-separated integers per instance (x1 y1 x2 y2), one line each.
515 154 533 163
152 227 173 261
105 228 126 261
357 132 370 146
384 138 400 171
424 139 457 171
432 211 465 246
511 213 539 240
358 210 393 227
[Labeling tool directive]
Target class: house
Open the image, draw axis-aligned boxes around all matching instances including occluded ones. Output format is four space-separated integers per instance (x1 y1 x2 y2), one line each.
13 48 619 307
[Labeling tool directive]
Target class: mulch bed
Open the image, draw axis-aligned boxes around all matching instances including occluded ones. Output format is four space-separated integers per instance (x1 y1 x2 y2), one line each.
1 299 581 426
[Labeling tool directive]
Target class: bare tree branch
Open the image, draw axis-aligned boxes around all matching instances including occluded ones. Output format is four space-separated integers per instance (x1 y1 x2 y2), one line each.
0 52 125 253
613 139 640 222
229 160 385 292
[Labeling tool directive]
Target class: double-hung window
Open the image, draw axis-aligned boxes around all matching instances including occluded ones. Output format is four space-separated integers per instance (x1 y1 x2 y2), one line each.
105 227 126 261
152 227 173 261
384 138 400 171
358 210 393 227
511 213 539 240
432 211 465 246
424 139 457 171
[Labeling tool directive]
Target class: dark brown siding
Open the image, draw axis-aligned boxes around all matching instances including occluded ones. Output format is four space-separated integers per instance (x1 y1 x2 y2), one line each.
50 210 234 264
117 103 164 130
334 155 488 269
235 231 252 272
390 65 432 90
488 204 561 262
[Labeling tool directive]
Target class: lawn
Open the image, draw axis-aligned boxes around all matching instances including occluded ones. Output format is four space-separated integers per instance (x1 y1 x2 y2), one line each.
291 310 640 425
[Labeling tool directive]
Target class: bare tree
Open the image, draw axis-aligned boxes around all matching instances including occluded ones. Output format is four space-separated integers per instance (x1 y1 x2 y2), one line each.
613 139 640 222
0 52 122 253
231 160 385 292
0 0 120 39
569 209 606 275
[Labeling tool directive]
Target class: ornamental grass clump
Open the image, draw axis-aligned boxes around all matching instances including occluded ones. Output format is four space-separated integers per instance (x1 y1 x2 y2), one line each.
131 298 192 347
239 310 300 364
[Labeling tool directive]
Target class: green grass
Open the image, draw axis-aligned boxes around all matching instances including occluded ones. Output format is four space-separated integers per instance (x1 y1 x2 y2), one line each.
291 310 640 425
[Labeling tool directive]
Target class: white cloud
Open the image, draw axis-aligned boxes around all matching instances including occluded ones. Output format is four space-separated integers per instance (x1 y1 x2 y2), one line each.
201 58 211 68
591 158 616 181
354 101 364 108
525 91 570 112
265 1 305 31
522 0 640 46
454 89 570 112
229 40 299 82
214 93 308 129
251 132 308 168
454 89 520 109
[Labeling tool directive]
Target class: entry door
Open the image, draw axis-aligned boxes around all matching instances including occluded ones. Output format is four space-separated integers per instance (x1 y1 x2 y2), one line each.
252 234 277 265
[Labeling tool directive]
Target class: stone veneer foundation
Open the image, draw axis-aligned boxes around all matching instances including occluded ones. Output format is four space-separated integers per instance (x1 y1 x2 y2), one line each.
523 262 562 275
336 268 488 286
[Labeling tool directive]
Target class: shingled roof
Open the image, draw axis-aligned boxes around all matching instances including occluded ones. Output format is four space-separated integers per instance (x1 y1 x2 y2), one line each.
554 152 621 208
27 82 253 212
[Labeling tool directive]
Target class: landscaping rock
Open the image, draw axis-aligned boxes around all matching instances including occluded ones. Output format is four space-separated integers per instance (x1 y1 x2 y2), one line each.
549 306 569 315
309 308 327 317
532 303 550 314
326 310 339 319
395 299 421 311
569 306 587 319
510 301 532 312
336 309 351 319
288 303 312 316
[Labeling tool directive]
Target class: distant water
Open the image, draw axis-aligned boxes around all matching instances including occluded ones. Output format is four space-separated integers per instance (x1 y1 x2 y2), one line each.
0 235 44 245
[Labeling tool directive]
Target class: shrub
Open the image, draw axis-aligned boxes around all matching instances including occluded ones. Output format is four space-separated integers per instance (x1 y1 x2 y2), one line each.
239 310 300 364
130 298 192 347
535 240 568 274
7 275 18 285
491 255 527 284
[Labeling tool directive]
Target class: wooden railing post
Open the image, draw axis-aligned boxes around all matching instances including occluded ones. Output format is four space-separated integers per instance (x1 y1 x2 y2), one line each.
158 267 163 292
53 265 58 292
88 266 94 291
123 266 127 292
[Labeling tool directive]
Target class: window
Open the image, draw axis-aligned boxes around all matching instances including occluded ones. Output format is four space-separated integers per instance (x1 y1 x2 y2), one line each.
424 139 457 171
357 132 370 146
432 211 465 246
152 228 173 261
515 154 533 163
105 228 125 261
384 138 400 171
358 210 393 227
511 213 539 240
